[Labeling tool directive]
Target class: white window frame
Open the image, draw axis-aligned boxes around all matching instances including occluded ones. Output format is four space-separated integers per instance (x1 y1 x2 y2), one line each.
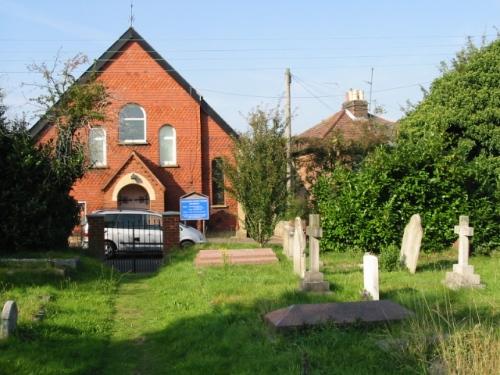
89 127 107 167
159 125 177 166
119 104 147 143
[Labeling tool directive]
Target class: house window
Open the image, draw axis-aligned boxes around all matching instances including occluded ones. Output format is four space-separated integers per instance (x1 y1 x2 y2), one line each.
212 158 225 205
159 125 176 166
119 104 146 143
89 127 106 167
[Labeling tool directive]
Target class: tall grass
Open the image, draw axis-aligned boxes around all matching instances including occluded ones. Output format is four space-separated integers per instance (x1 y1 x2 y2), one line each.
387 293 499 375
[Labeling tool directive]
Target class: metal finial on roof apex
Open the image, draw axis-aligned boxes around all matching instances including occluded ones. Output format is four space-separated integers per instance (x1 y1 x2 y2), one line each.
129 1 135 27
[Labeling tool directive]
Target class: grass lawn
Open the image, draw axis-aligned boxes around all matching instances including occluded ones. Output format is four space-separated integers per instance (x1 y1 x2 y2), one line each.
0 246 498 374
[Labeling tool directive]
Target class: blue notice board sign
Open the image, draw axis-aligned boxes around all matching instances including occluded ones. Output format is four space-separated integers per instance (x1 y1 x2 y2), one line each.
180 193 210 221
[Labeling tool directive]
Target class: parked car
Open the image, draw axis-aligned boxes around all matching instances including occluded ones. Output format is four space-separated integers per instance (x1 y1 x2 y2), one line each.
82 210 206 256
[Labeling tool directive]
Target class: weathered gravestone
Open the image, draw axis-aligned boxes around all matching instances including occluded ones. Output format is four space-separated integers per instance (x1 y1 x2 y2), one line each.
300 214 329 292
292 217 306 278
444 216 483 289
1 300 18 339
282 222 294 258
264 300 413 331
363 254 379 301
399 214 423 273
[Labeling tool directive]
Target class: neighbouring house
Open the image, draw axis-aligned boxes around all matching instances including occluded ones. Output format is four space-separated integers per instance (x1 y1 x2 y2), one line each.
294 89 396 192
30 27 238 232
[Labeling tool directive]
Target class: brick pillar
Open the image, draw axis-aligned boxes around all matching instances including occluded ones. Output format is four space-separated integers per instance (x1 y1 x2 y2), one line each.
87 214 105 259
163 211 180 253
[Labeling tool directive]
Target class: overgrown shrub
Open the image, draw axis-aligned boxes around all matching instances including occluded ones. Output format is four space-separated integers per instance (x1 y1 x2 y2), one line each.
0 111 80 251
379 244 401 272
314 38 500 254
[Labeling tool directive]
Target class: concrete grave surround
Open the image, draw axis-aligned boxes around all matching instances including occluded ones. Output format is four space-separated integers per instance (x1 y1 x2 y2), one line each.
444 216 483 289
363 254 379 301
399 214 423 273
300 214 330 292
264 300 413 331
194 249 278 267
1 300 18 339
292 217 306 277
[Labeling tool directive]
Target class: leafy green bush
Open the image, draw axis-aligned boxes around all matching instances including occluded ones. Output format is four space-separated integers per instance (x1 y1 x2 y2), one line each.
379 244 401 272
314 38 500 254
0 111 80 251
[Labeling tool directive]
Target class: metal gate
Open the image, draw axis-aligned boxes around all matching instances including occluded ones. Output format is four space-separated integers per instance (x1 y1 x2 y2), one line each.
102 212 164 273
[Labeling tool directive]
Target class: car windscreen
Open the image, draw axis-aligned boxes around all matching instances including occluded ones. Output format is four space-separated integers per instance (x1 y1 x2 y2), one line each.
116 214 144 228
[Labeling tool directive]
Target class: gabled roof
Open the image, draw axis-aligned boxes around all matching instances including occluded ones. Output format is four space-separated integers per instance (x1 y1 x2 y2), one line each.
30 27 237 139
298 108 395 139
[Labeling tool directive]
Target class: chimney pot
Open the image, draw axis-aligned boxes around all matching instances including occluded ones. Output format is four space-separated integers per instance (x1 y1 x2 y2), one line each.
343 89 368 118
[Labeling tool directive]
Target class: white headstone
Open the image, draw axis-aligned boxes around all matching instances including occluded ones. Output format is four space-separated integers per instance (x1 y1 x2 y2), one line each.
444 216 482 289
1 300 18 339
399 214 423 273
363 254 379 301
283 222 294 258
292 217 306 276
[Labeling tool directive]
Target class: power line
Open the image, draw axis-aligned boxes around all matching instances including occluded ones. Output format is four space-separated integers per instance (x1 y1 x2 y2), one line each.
0 33 493 42
293 75 336 111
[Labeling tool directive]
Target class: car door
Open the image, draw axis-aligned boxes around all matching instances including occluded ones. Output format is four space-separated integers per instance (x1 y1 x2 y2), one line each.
142 214 163 251
116 213 144 251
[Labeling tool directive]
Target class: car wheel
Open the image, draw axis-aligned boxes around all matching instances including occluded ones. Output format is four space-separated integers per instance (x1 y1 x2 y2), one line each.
180 240 195 248
104 240 117 258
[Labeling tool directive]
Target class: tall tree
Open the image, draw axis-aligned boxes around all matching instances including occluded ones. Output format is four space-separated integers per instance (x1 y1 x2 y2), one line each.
314 38 500 254
223 107 288 246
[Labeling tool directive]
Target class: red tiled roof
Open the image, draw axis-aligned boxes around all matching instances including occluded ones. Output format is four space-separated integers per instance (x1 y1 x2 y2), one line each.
298 109 395 140
298 110 344 138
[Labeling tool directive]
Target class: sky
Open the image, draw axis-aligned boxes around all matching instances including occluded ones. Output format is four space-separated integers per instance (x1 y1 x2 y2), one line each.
0 0 499 135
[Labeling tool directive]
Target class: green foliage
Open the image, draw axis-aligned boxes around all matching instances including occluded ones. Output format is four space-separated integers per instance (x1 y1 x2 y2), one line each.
223 107 288 246
314 38 500 254
0 55 109 252
379 244 401 272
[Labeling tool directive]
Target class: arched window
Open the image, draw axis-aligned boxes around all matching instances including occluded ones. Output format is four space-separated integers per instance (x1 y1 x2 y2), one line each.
89 127 106 167
212 158 225 205
159 125 176 166
119 104 146 143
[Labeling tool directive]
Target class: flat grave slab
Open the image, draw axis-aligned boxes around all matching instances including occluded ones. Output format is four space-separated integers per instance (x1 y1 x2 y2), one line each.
194 248 278 267
264 300 413 330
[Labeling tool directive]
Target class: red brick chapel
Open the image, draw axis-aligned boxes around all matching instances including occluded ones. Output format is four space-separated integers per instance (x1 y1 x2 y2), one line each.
30 27 238 232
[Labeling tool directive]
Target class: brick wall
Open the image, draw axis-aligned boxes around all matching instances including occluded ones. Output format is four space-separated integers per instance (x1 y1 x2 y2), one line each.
37 41 237 231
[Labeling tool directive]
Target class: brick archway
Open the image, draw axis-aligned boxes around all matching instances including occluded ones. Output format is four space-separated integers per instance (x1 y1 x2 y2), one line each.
117 184 150 210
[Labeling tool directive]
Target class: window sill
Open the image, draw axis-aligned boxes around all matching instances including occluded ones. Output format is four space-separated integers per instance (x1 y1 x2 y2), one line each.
90 165 109 170
118 141 149 146
161 164 179 168
212 204 228 209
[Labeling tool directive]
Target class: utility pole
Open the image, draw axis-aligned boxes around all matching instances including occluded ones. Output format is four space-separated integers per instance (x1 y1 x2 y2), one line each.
367 67 374 113
285 68 292 193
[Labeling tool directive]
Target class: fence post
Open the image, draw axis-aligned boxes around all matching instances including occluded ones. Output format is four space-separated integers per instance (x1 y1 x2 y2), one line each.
162 211 180 253
87 214 105 259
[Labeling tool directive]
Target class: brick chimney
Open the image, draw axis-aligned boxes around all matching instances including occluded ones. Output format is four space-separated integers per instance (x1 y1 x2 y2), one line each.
342 89 368 118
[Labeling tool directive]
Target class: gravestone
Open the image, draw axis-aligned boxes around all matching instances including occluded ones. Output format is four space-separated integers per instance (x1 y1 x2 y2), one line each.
264 300 413 331
282 222 294 258
363 254 379 300
444 216 483 289
292 217 306 276
1 300 18 339
399 214 423 273
300 214 330 292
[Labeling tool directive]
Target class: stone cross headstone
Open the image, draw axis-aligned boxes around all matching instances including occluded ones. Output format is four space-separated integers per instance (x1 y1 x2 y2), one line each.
292 217 306 276
363 254 379 300
301 214 330 292
399 214 423 273
1 300 18 339
444 216 482 289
